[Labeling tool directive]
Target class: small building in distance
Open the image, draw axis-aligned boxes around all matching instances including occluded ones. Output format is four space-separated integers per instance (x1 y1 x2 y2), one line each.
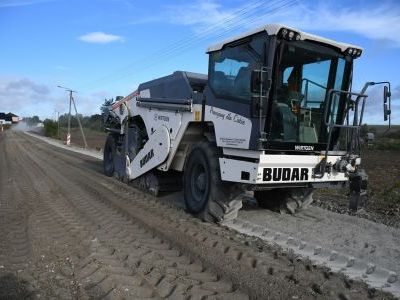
6 112 20 123
0 112 19 124
0 112 12 125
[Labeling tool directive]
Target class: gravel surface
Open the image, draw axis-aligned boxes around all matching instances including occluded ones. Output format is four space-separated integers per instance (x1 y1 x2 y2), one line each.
0 131 396 299
238 199 400 277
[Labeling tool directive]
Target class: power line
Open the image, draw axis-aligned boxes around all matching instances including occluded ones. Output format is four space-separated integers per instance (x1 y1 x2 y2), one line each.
81 0 268 90
81 0 295 92
107 0 295 84
110 0 294 83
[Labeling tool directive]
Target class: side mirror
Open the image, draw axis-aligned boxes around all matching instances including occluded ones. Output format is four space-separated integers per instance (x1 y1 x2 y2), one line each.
384 103 391 121
251 69 270 93
384 86 391 103
383 85 391 122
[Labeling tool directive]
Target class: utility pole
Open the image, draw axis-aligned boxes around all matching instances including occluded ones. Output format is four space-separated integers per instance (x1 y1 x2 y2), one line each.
57 111 60 139
57 85 88 148
67 89 73 146
71 94 88 148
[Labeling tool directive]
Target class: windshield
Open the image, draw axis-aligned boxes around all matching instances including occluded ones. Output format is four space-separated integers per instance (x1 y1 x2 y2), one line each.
209 36 264 101
270 41 348 145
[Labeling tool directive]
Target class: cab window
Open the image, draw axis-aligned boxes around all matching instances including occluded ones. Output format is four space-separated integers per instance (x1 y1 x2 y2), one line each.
209 37 264 101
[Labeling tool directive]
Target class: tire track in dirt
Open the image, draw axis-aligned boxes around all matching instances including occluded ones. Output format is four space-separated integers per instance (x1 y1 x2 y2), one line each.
0 134 34 272
5 132 248 299
16 131 396 299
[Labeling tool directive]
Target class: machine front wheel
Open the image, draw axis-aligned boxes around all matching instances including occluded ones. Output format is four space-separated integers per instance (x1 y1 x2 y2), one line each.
183 141 242 223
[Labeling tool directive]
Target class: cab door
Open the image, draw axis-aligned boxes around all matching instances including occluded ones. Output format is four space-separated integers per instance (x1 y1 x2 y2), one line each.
204 34 268 150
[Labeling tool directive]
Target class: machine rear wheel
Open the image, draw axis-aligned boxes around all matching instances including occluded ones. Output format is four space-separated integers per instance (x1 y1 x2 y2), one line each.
103 134 116 177
183 141 242 223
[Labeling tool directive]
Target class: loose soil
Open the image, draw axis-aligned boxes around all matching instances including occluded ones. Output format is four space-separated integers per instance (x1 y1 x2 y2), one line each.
315 148 400 228
0 131 395 299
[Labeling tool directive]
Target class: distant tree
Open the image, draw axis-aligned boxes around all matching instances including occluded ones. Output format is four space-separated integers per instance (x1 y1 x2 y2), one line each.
101 98 114 115
58 113 82 128
43 119 58 137
88 114 103 130
31 115 40 124
22 115 41 127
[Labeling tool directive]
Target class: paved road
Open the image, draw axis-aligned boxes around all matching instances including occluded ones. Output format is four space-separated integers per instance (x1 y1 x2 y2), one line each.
0 131 393 299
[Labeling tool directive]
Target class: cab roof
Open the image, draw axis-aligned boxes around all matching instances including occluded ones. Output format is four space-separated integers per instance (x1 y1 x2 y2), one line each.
206 23 363 54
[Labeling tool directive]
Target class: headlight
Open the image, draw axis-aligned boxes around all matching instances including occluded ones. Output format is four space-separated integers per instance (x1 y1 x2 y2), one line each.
279 28 301 41
346 47 362 58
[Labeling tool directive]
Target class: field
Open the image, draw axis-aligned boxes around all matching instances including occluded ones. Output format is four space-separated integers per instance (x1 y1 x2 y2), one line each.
6 125 396 298
4 131 398 299
53 127 107 150
315 127 400 227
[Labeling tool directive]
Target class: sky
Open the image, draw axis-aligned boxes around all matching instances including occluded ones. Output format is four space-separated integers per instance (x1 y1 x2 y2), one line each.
0 0 399 124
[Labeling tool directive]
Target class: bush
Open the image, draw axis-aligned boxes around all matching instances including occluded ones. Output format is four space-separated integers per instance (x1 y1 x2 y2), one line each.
385 130 400 139
372 138 400 151
43 119 58 138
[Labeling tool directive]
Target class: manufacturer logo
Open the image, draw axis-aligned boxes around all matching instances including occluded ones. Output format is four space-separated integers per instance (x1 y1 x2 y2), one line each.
294 145 314 151
154 114 169 122
263 168 309 181
140 149 154 168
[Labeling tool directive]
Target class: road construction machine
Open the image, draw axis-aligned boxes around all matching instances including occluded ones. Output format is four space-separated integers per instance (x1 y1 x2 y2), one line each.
102 24 392 223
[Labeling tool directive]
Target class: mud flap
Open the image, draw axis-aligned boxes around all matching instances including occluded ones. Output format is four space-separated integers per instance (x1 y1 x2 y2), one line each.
127 126 170 180
348 169 368 211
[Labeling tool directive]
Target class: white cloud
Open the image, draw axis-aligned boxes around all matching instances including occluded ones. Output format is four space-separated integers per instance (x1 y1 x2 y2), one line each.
0 76 105 119
78 32 124 44
150 0 400 48
393 84 400 100
163 0 278 36
0 76 54 118
0 78 49 97
165 0 233 31
0 0 52 8
264 2 400 47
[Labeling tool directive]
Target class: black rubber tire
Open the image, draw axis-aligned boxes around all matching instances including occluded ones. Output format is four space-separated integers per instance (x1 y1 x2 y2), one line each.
254 188 314 214
103 134 116 177
183 141 243 223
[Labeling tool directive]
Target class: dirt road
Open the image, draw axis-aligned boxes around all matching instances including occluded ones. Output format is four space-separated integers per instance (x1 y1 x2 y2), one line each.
0 131 395 299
